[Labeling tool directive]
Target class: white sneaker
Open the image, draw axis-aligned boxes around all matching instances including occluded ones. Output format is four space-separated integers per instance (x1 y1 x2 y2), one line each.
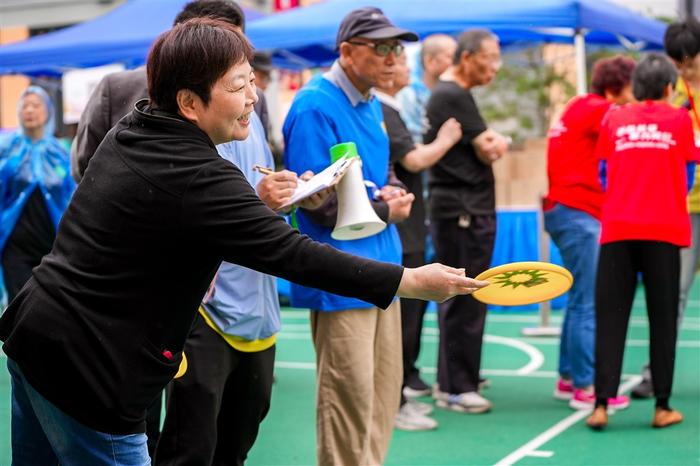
403 385 432 398
432 383 447 402
433 382 489 397
436 391 492 414
394 403 439 431
407 398 434 416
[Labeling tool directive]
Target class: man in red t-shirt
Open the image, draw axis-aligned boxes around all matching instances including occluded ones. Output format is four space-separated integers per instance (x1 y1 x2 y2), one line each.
544 56 635 411
588 53 699 430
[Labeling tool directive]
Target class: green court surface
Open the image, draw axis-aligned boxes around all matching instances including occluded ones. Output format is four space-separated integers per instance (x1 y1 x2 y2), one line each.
1 281 699 465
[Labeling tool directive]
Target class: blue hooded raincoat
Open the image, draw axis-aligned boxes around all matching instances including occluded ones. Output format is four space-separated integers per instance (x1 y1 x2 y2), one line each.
0 86 75 308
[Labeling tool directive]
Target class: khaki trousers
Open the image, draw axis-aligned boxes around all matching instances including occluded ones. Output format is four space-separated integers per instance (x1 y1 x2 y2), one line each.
310 300 402 466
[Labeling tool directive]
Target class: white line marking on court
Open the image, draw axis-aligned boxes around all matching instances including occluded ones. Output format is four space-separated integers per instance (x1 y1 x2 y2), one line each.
274 360 557 377
418 367 560 378
526 450 554 458
493 375 643 466
484 335 544 374
274 330 544 376
272 363 645 384
281 311 700 330
275 361 316 370
276 331 700 349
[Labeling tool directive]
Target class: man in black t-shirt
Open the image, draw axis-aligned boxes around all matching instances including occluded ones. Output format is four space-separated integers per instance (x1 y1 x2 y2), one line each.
376 52 462 431
425 29 509 414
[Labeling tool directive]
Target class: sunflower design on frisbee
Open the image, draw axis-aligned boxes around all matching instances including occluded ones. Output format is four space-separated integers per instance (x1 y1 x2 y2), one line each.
472 261 573 306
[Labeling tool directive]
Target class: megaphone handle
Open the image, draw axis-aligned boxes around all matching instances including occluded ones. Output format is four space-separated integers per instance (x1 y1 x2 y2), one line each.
363 180 381 200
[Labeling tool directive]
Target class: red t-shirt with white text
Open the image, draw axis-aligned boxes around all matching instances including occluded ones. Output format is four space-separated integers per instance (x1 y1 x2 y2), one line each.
596 101 699 246
545 94 611 219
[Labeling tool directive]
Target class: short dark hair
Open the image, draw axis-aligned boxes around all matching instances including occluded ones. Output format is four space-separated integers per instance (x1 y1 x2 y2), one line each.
148 17 253 113
632 53 678 101
174 0 245 32
664 16 700 63
420 34 455 65
454 29 497 64
590 55 636 97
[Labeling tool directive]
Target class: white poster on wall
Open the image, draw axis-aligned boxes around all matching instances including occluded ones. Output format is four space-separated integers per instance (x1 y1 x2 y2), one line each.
62 64 125 125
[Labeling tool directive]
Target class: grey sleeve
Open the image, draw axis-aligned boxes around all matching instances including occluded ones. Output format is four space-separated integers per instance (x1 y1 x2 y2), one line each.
71 75 112 182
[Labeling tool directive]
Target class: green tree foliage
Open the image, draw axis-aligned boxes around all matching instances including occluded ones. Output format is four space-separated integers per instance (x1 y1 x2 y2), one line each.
474 46 575 144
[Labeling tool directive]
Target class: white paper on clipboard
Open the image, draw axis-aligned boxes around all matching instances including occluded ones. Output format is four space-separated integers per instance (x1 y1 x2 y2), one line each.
281 155 356 208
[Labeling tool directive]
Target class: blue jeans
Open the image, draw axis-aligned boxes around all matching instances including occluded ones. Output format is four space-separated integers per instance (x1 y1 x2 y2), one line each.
544 204 599 388
8 359 150 466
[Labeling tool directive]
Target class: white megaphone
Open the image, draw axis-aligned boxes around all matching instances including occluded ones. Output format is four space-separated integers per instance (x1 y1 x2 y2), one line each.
330 142 387 241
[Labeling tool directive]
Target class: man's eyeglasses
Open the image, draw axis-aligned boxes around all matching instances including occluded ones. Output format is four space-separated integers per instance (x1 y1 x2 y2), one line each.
347 41 404 57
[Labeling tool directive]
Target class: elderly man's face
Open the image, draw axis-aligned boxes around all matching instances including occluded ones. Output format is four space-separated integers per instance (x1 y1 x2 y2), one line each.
343 37 402 92
464 37 501 87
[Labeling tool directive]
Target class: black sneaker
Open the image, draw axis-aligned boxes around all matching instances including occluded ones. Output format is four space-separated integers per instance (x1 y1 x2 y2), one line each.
631 378 654 399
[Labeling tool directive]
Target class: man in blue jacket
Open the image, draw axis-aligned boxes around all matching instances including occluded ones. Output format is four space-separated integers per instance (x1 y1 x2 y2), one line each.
283 7 418 465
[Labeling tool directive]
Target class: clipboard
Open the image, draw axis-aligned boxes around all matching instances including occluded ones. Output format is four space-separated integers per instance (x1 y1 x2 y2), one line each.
281 155 356 208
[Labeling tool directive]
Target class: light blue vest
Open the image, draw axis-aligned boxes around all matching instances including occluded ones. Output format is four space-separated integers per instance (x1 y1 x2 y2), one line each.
201 112 280 340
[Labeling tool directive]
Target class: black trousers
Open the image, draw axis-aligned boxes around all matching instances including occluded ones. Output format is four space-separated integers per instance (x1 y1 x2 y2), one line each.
432 214 496 393
595 240 680 401
400 251 429 386
155 314 276 466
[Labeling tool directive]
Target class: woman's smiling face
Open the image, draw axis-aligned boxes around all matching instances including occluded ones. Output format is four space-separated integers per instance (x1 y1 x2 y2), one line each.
193 60 258 145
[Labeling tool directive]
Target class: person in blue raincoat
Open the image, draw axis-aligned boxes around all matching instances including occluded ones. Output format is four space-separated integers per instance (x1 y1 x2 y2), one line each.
0 86 74 307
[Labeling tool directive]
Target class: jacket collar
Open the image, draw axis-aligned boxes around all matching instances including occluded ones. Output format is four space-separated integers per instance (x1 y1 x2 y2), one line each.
133 99 216 149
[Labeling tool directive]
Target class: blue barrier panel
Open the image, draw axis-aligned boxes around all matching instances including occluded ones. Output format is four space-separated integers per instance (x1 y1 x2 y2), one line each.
489 209 567 312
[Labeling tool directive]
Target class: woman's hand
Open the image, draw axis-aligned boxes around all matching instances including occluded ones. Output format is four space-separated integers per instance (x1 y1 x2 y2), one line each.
297 170 334 210
396 263 490 302
255 170 298 212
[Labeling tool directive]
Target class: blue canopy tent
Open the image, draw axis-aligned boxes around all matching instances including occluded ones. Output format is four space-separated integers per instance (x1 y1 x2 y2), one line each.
0 0 666 83
0 0 264 76
247 0 666 92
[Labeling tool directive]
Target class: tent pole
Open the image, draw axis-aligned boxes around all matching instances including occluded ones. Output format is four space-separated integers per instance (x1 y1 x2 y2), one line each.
574 29 587 95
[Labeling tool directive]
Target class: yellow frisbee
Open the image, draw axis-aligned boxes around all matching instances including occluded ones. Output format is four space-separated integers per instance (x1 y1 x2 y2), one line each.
472 261 573 306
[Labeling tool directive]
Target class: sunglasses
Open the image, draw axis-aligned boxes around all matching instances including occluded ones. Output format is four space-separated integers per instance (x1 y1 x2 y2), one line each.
347 41 404 57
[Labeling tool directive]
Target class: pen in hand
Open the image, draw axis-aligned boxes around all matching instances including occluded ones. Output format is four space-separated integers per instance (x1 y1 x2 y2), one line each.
253 165 275 176
253 165 306 186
